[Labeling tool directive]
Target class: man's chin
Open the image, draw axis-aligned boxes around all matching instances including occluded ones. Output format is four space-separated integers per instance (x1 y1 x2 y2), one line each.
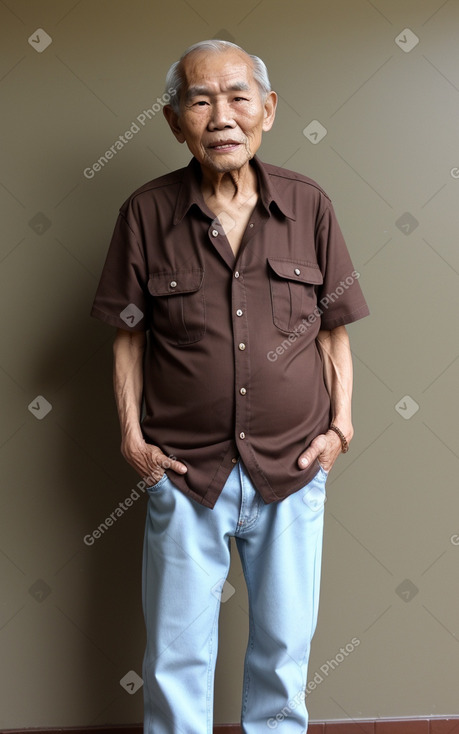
202 151 250 174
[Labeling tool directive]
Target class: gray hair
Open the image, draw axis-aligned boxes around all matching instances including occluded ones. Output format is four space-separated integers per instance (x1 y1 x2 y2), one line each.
165 39 272 114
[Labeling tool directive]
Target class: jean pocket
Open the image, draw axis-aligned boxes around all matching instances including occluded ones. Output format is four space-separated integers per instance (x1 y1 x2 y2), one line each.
146 473 169 494
302 468 327 511
317 462 329 477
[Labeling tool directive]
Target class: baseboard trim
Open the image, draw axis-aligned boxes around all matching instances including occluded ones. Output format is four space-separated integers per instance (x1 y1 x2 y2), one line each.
1 719 459 734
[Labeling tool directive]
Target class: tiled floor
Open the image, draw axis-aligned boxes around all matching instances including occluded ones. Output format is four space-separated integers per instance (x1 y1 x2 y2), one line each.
213 720 459 734
300 721 459 734
4 720 459 734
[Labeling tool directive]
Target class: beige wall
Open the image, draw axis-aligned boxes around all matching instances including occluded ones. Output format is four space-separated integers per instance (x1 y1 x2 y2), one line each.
1 0 459 727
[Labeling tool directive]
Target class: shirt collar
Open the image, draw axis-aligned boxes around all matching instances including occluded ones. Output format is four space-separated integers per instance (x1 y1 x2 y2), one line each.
173 155 296 225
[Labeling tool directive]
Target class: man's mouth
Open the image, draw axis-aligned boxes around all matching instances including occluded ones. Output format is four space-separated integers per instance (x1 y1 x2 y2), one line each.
208 141 242 151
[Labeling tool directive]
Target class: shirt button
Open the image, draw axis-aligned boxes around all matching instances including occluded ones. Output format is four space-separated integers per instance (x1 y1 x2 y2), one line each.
294 268 301 276
212 229 219 237
238 342 246 351
170 280 177 288
249 222 254 228
239 432 246 439
234 271 240 278
236 309 243 317
232 457 238 464
239 387 247 395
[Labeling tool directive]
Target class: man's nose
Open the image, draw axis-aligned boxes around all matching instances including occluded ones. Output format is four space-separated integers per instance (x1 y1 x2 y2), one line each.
208 101 236 129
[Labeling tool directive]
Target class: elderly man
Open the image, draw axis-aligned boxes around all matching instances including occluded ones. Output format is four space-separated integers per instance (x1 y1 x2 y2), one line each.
91 39 369 733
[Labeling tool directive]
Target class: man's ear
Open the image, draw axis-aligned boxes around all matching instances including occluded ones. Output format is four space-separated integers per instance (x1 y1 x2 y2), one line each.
163 105 186 143
262 91 277 132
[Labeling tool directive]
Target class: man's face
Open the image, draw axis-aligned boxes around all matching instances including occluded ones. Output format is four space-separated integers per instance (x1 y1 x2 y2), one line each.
164 49 277 174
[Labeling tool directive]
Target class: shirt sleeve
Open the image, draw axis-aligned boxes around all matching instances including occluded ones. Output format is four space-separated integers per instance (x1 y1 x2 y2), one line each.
90 202 149 332
315 200 370 330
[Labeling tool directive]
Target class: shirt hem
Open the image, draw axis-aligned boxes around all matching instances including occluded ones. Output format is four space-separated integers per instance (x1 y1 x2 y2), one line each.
90 305 147 332
320 303 370 331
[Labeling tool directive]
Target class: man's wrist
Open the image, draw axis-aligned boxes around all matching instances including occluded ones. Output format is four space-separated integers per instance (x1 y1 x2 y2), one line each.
329 423 352 453
120 425 145 454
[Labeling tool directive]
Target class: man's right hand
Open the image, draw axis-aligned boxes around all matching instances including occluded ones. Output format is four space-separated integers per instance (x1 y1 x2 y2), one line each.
121 438 188 486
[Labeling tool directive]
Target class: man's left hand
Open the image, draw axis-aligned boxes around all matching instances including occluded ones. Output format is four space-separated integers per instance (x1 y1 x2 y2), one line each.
298 430 343 474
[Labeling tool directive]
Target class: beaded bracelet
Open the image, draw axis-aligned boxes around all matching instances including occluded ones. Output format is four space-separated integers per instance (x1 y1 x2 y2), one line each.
329 423 349 453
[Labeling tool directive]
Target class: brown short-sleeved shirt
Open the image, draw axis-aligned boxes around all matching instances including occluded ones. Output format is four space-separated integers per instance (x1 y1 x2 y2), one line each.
91 156 369 508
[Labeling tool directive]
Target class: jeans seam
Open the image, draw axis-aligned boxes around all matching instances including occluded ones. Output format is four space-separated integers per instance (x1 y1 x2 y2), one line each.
206 597 221 734
238 539 254 719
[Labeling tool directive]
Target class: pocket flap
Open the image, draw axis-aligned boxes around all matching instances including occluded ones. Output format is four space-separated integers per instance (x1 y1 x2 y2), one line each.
148 269 204 296
267 258 323 285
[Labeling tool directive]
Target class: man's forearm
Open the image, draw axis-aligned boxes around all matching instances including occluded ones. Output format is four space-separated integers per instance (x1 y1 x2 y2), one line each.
113 328 146 449
316 325 354 443
112 329 188 479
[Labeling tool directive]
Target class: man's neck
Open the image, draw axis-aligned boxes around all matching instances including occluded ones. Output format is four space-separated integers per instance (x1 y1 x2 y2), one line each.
200 160 258 203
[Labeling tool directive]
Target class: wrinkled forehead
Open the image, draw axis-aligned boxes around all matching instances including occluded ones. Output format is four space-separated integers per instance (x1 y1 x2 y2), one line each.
180 49 256 95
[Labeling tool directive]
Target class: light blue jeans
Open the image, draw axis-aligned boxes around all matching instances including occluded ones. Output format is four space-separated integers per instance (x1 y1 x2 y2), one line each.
142 460 327 733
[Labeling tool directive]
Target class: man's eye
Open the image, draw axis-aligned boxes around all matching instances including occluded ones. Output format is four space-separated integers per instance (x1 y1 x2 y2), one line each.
234 97 248 102
194 100 209 106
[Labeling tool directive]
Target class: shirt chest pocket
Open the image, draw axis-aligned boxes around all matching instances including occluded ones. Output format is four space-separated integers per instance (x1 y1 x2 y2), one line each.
147 269 205 345
268 258 323 334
